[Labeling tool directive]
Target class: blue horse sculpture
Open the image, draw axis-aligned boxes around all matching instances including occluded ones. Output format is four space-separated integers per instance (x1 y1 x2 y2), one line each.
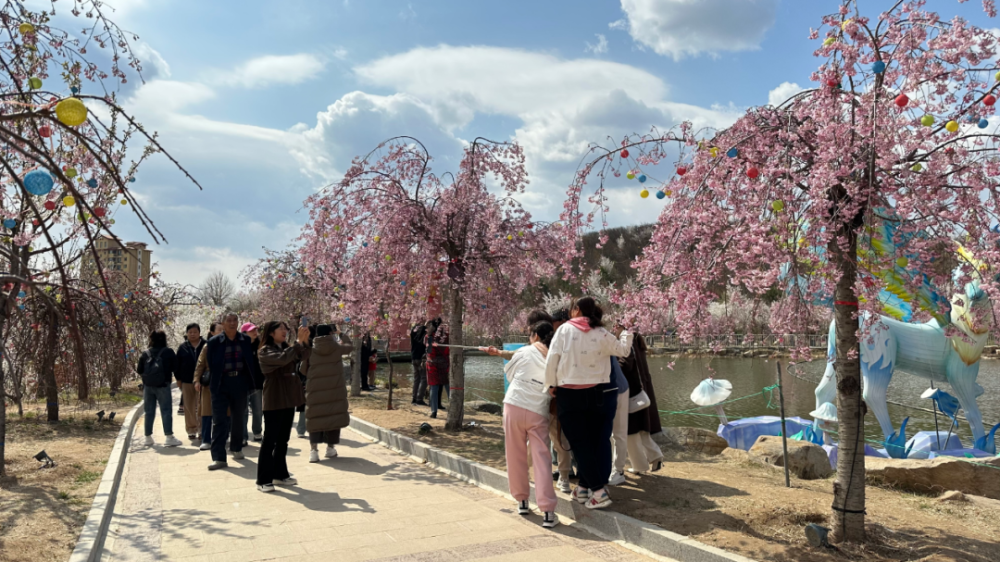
814 282 993 458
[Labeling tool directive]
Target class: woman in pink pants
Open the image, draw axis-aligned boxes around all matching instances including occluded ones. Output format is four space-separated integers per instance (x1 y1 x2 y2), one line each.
502 321 559 529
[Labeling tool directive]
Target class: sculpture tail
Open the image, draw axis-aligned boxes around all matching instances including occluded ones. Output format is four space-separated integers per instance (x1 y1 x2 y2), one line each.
974 422 1000 455
884 417 914 459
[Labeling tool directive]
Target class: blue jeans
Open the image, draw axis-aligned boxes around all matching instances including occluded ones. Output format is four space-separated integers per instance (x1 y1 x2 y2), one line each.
210 376 248 462
246 390 263 440
296 409 307 437
143 385 173 437
201 416 213 443
429 384 449 416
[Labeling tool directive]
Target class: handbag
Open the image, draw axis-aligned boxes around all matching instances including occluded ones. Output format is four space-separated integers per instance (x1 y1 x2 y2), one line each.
199 371 211 387
628 389 651 414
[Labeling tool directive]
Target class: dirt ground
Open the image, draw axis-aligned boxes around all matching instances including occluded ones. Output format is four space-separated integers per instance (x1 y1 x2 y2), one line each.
349 391 1000 562
0 391 140 562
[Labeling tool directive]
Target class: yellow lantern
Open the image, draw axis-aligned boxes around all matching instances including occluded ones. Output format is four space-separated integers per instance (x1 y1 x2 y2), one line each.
18 23 34 34
63 195 75 207
55 98 88 127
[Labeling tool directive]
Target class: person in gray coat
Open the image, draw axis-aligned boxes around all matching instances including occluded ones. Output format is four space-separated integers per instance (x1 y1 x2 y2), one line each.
304 324 354 463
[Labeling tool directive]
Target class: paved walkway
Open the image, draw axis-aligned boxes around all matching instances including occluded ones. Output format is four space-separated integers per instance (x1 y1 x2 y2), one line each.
101 388 657 562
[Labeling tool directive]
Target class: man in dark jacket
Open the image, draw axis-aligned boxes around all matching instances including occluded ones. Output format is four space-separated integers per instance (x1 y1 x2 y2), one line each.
241 323 264 445
175 323 206 442
137 330 182 449
205 312 260 470
410 322 428 406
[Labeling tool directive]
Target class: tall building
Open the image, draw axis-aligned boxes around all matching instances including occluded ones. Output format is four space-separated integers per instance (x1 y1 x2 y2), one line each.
83 235 152 288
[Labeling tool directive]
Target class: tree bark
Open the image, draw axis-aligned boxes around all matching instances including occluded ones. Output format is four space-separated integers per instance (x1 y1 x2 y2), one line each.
830 222 866 543
42 316 60 422
350 327 362 397
0 320 6 477
445 286 465 431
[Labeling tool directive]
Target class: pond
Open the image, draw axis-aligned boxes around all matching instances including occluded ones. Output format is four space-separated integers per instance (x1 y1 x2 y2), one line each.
377 354 1000 446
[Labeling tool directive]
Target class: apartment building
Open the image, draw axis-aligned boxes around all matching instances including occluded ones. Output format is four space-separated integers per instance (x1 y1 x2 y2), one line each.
83 235 152 288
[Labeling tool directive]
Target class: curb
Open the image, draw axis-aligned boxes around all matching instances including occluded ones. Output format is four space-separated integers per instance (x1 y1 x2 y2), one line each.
68 399 145 562
348 416 757 562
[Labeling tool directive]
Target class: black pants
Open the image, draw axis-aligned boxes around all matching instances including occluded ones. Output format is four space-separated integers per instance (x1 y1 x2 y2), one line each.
557 383 618 491
411 360 427 403
309 429 341 445
257 408 294 485
210 376 248 462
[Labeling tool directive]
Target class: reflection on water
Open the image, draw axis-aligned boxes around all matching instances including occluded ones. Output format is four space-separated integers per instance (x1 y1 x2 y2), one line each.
379 354 1000 445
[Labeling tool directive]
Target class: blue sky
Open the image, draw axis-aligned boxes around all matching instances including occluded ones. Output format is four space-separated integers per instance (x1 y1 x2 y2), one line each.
76 0 998 287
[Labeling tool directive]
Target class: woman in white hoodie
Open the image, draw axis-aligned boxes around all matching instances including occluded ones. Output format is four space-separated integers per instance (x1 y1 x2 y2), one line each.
502 321 559 529
545 297 633 510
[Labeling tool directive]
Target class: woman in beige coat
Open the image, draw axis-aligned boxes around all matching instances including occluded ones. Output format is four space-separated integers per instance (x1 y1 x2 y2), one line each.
304 324 354 463
194 322 224 451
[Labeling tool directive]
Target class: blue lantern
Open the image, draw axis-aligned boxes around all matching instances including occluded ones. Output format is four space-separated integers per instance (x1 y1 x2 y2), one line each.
979 118 990 129
655 191 666 200
23 169 54 196
3 219 15 229
129 177 136 183
481 304 487 309
872 61 886 74
401 280 407 286
362 242 368 247
18 291 26 298
17 304 24 310
638 175 647 183
86 178 98 188
71 86 80 94
100 301 107 307
727 148 738 158
98 321 104 327
345 317 351 323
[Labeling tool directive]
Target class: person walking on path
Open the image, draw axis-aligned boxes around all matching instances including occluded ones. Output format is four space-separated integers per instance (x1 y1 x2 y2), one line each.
256 320 310 492
175 323 205 443
608 357 630 486
137 330 183 448
544 297 633 510
360 332 375 391
304 324 354 463
205 313 258 470
410 321 429 406
620 333 664 473
502 321 560 529
426 319 450 419
241 322 264 444
194 322 223 451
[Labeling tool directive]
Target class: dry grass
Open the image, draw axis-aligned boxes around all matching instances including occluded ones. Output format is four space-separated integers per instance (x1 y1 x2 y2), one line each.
0 390 140 562
348 392 1000 562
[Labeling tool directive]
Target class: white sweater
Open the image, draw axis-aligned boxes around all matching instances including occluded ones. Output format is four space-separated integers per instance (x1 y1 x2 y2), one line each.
544 323 633 389
503 343 551 418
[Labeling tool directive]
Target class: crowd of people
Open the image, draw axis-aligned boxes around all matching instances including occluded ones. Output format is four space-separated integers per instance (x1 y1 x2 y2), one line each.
135 296 662 524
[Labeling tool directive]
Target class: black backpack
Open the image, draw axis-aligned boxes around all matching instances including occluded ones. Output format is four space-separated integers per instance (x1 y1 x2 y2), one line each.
142 348 170 388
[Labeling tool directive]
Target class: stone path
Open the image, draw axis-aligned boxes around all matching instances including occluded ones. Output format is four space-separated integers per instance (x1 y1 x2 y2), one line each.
101 388 659 562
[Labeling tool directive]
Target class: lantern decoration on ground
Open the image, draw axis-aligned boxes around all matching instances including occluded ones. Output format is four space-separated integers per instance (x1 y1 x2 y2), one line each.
894 93 909 107
691 377 734 425
55 98 88 126
23 169 54 195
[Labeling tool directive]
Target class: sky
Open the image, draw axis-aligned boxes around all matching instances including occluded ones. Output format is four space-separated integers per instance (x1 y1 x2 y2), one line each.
55 0 1000 289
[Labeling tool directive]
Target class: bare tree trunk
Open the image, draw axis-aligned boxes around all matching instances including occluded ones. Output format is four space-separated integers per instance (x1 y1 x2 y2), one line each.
445 286 465 431
0 327 6 477
830 222 866 543
386 339 394 410
42 317 60 422
350 327 362 397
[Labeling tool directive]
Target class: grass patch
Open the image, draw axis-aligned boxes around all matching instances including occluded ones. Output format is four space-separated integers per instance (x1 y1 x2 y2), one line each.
75 471 100 484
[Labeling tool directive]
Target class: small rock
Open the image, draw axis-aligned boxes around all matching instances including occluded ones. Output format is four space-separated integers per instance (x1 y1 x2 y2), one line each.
749 435 833 480
937 490 968 502
867 456 1000 500
654 427 729 455
464 400 502 415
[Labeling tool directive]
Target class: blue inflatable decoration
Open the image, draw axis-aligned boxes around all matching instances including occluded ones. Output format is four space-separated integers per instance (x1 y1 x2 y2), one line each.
979 118 990 129
726 148 738 158
638 174 647 183
86 178 98 188
3 219 15 229
872 60 886 74
974 422 1000 454
655 190 666 200
23 169 54 195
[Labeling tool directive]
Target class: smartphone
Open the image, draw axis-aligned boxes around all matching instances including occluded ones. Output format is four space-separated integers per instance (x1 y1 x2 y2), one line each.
300 316 309 327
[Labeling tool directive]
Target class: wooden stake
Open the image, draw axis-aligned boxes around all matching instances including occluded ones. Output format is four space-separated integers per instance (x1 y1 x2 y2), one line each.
777 362 791 488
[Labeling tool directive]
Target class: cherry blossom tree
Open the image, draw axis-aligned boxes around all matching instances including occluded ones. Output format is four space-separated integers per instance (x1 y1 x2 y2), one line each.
0 2 198 475
564 0 1000 543
298 137 562 429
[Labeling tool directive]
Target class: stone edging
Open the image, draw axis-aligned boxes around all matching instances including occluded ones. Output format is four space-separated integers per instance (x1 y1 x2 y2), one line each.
68 399 145 562
348 416 757 562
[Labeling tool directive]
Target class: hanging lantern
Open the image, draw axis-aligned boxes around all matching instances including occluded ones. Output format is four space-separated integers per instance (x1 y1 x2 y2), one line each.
120 199 128 205
39 125 52 138
86 178 98 188
18 23 34 34
872 61 886 74
28 77 42 89
63 195 76 207
920 115 934 127
640 189 649 198
746 167 760 179
3 219 15 229
979 118 990 129
638 175 647 183
66 167 77 178
626 172 635 180
655 191 666 200
986 94 997 107
44 200 56 210
23 169 54 195
772 200 785 212
894 93 909 108
676 166 687 176
55 98 88 126
620 149 629 159
726 148 738 158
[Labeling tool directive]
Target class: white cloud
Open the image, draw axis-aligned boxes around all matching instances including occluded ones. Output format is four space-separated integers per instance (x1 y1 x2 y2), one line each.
768 82 803 107
132 42 171 79
221 54 326 89
614 0 778 60
586 34 610 55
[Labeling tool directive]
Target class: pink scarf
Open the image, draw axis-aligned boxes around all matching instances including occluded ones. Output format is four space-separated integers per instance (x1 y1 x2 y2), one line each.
568 317 592 332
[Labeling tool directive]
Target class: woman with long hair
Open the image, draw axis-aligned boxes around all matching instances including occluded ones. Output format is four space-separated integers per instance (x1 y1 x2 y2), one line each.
256 320 310 493
194 322 223 451
503 321 559 529
620 333 664 473
425 318 450 419
137 330 181 448
544 297 633 510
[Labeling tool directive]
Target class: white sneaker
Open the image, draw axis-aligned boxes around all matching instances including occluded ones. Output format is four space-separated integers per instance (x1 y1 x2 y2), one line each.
199 442 212 451
571 486 591 504
163 435 183 447
517 500 530 515
608 471 626 486
557 478 572 494
325 446 338 458
143 435 154 447
585 488 612 510
231 451 245 460
253 433 263 442
309 450 320 463
257 484 275 493
274 476 298 486
542 512 559 528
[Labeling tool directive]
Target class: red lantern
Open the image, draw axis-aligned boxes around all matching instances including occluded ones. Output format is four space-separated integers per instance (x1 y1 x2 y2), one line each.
894 93 909 108
620 149 629 159
676 166 687 176
39 125 52 138
94 207 106 217
44 200 56 210
392 269 398 275
986 94 997 107
826 79 838 88
746 167 760 179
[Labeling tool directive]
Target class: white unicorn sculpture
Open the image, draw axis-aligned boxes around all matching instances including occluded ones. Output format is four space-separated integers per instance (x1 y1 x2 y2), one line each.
814 282 994 458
